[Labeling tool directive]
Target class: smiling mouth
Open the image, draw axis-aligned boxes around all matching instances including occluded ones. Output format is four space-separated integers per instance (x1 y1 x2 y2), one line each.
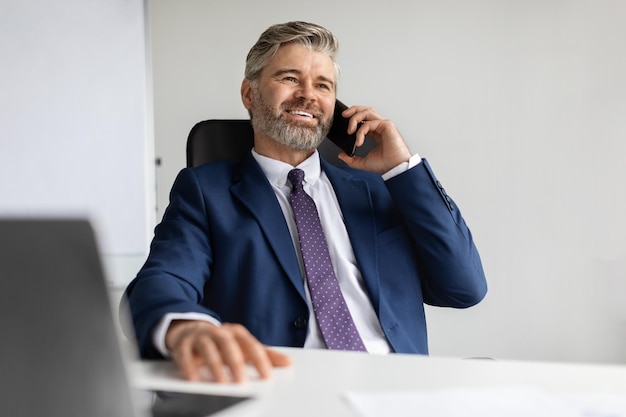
287 110 315 119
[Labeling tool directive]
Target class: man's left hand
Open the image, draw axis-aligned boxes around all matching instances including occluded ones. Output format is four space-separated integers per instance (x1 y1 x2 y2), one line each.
337 105 412 174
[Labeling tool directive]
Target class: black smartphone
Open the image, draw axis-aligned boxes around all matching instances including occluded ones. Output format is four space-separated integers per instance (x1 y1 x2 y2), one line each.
326 99 357 156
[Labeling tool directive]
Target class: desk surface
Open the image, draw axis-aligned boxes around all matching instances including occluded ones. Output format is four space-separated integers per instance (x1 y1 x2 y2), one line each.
129 348 626 417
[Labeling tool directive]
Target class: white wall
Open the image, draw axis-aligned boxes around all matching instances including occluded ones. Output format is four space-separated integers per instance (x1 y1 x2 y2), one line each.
147 0 626 364
0 0 153 287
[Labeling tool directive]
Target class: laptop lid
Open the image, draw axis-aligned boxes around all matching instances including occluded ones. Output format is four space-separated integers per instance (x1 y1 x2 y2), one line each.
0 219 147 417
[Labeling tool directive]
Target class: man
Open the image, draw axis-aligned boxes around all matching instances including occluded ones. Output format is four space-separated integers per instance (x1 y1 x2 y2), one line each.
124 21 487 384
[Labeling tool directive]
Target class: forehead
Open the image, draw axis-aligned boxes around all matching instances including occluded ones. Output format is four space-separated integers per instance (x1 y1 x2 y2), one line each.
262 43 336 81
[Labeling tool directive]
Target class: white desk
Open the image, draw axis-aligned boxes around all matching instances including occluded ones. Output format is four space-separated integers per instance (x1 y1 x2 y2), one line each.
129 348 626 417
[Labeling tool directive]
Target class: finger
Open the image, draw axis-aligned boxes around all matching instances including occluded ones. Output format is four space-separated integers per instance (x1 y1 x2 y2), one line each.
342 105 377 118
350 120 379 150
196 332 233 384
214 332 249 383
342 106 376 134
172 335 202 381
348 116 369 135
265 347 292 367
227 324 275 380
341 105 358 118
337 153 364 170
354 122 370 146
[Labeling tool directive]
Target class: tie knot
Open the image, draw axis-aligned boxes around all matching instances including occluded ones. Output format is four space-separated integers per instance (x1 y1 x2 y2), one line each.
288 168 305 191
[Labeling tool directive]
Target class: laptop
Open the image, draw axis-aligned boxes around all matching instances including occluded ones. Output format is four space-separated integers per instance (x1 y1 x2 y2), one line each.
0 218 148 417
0 218 250 417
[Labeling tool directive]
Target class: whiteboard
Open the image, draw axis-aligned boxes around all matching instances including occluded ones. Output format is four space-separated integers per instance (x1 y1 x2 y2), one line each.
0 0 153 259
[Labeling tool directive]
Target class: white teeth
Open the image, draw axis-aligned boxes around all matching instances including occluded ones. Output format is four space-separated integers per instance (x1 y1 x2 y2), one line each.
289 110 314 118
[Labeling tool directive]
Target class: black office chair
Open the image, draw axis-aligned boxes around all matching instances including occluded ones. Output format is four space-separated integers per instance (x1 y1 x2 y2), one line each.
186 119 375 167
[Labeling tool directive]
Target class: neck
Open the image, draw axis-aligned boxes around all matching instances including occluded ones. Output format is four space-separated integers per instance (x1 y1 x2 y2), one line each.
253 132 316 167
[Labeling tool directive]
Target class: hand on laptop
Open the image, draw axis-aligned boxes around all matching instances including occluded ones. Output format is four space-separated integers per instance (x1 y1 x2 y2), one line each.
165 320 292 383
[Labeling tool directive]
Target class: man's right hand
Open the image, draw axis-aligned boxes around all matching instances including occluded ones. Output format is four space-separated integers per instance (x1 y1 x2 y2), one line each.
165 320 292 384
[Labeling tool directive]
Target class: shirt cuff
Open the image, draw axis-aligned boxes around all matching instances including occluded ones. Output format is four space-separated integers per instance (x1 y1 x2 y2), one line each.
382 153 422 181
152 312 222 357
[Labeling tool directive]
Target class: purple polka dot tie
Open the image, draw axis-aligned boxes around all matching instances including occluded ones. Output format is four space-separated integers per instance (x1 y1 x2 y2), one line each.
288 168 366 352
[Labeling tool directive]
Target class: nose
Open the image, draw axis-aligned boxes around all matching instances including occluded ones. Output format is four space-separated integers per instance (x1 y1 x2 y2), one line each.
295 81 316 102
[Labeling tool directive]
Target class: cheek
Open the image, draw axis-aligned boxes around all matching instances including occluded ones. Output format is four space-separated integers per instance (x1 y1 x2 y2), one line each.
321 97 335 118
264 89 291 109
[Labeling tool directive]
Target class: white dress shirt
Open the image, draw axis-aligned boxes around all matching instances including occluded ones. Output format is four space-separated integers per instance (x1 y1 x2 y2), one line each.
153 150 421 356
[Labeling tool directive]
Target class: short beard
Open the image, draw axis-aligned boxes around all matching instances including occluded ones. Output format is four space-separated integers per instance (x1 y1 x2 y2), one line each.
249 87 332 151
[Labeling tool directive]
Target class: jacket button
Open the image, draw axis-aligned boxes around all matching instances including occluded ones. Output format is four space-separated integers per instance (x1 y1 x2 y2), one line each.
293 316 307 329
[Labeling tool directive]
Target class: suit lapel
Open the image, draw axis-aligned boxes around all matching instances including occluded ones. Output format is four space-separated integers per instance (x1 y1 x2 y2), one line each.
230 155 306 300
322 160 381 311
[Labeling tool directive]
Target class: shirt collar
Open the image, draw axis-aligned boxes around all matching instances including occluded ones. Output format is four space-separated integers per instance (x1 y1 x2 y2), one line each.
251 148 322 188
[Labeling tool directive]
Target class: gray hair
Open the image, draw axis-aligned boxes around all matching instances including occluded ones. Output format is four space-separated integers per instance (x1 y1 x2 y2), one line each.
244 21 341 82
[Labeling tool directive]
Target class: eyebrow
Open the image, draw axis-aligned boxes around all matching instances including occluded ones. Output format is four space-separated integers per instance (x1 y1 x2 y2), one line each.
272 69 336 89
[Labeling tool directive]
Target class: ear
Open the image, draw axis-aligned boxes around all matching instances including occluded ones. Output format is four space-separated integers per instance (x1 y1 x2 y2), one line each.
241 79 253 110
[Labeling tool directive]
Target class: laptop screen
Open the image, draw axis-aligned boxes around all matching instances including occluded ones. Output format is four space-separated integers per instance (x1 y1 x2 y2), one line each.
0 219 146 417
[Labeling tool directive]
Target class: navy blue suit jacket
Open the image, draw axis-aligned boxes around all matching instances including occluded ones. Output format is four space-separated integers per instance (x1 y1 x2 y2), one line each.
125 154 487 359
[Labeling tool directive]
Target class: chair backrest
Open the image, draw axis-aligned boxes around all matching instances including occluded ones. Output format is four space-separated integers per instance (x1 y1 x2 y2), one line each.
186 119 374 167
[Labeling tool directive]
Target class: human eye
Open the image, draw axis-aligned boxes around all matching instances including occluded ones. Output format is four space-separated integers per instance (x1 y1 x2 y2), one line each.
282 76 298 84
317 82 334 92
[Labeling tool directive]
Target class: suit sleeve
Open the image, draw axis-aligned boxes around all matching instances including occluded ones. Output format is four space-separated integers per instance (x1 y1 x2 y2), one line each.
123 168 219 359
385 158 487 308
